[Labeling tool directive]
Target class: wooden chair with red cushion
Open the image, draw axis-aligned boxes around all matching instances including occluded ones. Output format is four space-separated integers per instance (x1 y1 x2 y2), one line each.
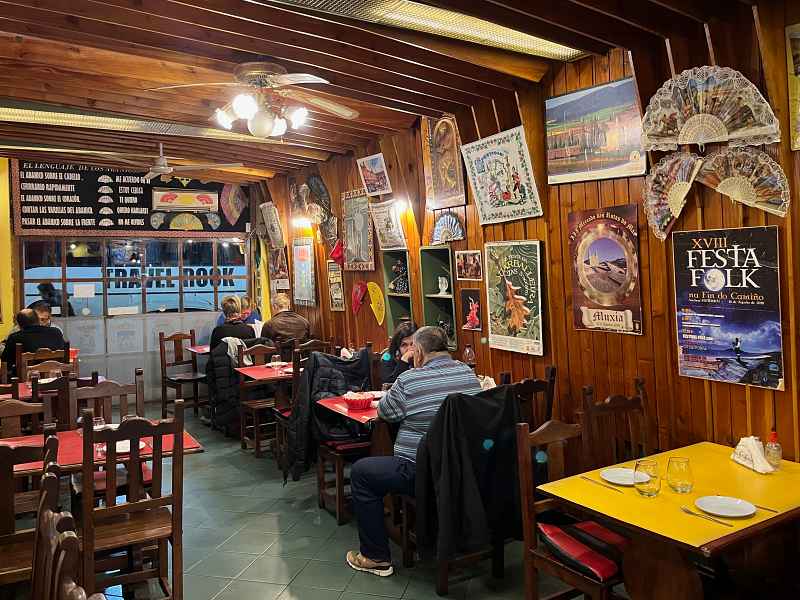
273 349 304 472
159 329 206 418
517 419 627 600
238 343 279 457
78 401 185 598
16 343 71 382
316 342 374 525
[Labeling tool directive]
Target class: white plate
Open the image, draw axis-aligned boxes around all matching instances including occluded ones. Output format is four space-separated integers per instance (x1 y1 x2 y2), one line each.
269 361 288 368
695 496 755 518
115 440 147 454
599 467 650 486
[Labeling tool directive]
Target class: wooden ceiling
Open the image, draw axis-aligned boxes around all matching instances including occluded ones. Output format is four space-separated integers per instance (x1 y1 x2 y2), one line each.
0 0 739 183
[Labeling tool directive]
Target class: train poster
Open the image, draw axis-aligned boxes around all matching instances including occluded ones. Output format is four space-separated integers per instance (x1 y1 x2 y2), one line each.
546 77 646 184
672 227 783 390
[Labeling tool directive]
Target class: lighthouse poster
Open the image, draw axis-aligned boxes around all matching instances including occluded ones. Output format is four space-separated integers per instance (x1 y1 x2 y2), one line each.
568 205 642 334
672 227 783 390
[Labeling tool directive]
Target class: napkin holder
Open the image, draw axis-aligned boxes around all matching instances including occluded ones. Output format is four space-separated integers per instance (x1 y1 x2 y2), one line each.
731 436 775 474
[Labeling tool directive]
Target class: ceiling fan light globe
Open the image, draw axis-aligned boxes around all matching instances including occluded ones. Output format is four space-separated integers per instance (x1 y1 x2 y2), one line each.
271 117 288 137
232 93 259 120
289 106 308 129
214 108 234 130
247 110 275 137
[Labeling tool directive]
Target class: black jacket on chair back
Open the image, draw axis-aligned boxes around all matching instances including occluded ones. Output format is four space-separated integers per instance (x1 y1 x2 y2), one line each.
415 384 522 561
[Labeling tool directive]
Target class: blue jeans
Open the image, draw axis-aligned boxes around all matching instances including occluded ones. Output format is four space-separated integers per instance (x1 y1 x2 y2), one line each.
351 456 416 562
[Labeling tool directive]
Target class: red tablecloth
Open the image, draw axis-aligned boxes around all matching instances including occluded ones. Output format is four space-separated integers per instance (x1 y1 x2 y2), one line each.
2 429 203 475
235 364 294 382
187 344 210 355
317 396 379 424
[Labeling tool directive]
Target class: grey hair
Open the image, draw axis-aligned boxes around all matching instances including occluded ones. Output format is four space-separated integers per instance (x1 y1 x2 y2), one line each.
272 293 291 311
412 326 449 354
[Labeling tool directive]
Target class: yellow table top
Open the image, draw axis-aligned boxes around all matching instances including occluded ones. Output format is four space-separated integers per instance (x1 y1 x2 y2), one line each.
538 442 800 555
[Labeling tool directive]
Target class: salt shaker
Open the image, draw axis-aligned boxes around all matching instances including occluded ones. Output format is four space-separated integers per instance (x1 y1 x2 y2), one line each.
765 430 782 470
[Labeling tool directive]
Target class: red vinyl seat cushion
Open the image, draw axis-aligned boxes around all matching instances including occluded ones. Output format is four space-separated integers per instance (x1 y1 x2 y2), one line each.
537 520 624 582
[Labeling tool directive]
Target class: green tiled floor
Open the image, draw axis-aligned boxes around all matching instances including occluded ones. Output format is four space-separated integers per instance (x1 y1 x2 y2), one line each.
92 411 573 600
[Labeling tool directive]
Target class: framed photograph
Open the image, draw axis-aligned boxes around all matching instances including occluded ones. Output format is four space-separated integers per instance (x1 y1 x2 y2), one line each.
485 240 543 356
292 237 316 307
342 189 375 271
421 115 466 209
327 261 345 312
460 288 482 331
545 77 646 184
356 153 393 196
455 250 483 281
461 126 543 226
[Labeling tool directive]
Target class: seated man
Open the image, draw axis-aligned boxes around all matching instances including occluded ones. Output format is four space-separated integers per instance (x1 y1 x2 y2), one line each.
262 293 311 346
215 295 261 326
29 300 63 331
346 326 482 577
0 308 67 377
209 296 255 350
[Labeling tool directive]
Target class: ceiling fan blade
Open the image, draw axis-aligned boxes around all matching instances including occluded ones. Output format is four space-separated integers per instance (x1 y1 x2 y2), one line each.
271 73 329 88
172 163 245 171
143 171 162 182
282 89 359 120
146 82 240 92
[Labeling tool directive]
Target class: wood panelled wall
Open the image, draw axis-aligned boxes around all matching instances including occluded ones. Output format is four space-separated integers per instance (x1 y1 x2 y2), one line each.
266 0 800 459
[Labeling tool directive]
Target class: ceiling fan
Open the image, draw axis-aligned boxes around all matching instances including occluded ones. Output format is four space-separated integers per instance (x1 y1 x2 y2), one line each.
133 143 244 182
148 62 359 138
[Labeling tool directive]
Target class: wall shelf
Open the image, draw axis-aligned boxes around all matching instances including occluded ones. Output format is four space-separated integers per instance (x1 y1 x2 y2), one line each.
419 245 456 350
381 249 413 334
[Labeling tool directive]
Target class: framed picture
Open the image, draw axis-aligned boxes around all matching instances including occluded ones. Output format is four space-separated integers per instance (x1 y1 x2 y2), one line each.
356 153 393 196
260 202 284 249
152 188 218 213
421 115 466 209
455 250 483 281
786 23 800 151
342 189 375 271
327 261 345 312
292 237 316 307
461 126 543 226
460 288 482 331
268 247 290 290
545 77 646 184
485 240 543 356
369 198 406 250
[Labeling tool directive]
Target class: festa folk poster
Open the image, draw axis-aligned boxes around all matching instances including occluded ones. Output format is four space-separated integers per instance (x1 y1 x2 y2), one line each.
568 204 643 334
484 240 544 356
460 126 543 226
292 237 316 307
672 226 783 390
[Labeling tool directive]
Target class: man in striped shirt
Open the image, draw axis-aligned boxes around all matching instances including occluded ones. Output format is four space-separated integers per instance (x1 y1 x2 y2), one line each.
346 326 482 577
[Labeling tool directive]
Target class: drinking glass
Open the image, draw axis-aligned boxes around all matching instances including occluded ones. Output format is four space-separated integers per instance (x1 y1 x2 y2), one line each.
270 354 282 369
666 457 693 493
92 416 106 431
381 382 393 393
634 459 661 498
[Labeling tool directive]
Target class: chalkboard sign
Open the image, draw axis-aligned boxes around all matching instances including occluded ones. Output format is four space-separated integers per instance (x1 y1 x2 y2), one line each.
12 161 250 237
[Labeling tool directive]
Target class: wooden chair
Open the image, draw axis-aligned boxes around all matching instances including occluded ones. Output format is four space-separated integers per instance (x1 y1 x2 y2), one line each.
273 349 304 472
517 420 625 600
513 366 557 428
25 360 77 382
30 469 72 600
579 378 649 470
79 401 185 598
0 377 21 400
316 342 374 525
238 343 279 457
53 532 108 600
297 338 333 357
0 433 59 588
159 330 206 417
15 431 59 517
31 372 101 432
0 397 48 438
16 344 71 381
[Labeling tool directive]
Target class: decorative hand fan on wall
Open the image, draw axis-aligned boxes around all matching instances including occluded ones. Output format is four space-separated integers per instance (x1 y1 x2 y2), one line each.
149 62 359 138
644 153 702 240
431 211 465 244
641 66 780 151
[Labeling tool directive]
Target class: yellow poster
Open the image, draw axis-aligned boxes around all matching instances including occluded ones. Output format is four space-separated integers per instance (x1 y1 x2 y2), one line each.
787 23 800 151
367 282 385 326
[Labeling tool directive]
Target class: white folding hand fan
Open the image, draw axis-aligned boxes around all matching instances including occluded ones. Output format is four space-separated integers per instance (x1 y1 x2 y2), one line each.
641 66 780 151
644 152 702 241
696 147 790 217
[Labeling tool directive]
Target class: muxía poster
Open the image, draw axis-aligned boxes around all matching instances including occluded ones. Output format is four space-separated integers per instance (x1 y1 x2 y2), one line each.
484 240 543 356
568 204 642 334
673 226 783 390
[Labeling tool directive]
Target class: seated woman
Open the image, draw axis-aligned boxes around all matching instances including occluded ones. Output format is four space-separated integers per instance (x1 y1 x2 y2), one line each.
209 296 256 350
380 321 417 385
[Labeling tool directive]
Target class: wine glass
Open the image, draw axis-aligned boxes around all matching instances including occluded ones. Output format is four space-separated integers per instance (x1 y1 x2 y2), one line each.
634 459 661 498
666 457 693 494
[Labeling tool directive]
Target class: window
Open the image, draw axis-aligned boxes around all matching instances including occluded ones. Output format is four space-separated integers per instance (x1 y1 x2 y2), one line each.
20 238 249 317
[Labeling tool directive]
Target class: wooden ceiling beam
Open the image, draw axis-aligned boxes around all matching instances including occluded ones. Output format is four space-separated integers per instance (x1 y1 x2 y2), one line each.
567 0 701 38
645 0 714 22
415 0 613 55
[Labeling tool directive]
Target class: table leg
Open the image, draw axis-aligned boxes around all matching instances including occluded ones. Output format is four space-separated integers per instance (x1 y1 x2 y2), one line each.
622 534 703 600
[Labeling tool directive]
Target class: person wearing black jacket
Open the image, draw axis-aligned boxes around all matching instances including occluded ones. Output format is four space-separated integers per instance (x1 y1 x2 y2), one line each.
0 308 67 376
378 321 417 385
209 296 254 350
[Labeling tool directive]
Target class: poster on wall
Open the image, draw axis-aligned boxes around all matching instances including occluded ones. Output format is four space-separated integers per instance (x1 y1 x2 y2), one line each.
455 250 483 281
342 189 375 271
461 126 543 226
369 198 406 250
292 237 316 307
327 261 345 312
460 288 482 331
260 202 285 249
356 153 393 196
568 204 643 335
485 240 544 356
787 23 800 151
673 226 783 390
268 247 290 291
545 77 646 184
421 115 466 209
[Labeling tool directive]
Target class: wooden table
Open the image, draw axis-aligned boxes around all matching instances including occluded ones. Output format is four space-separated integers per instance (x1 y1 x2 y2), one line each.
317 396 393 457
538 442 800 599
1 429 203 476
235 364 294 382
187 344 210 356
